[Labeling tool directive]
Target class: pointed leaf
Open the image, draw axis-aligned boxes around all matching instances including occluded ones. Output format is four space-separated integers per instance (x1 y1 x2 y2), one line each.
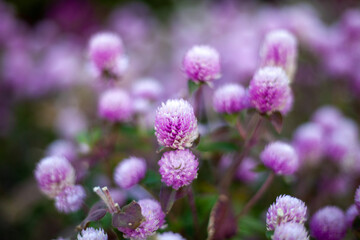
193 134 201 148
223 114 238 127
188 80 200 95
112 201 145 230
160 185 177 213
78 202 108 230
269 111 283 133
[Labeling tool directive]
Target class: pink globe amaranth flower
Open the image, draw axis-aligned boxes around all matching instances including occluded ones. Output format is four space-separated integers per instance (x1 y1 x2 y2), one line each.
312 106 343 134
118 199 165 240
157 232 186 240
77 227 108 240
132 78 163 101
293 123 324 163
213 83 248 114
46 139 77 162
248 67 291 115
56 107 87 139
273 222 309 240
98 88 133 122
158 149 199 190
355 186 360 213
55 185 86 213
183 45 221 83
154 99 198 149
266 195 307 231
114 157 146 189
310 206 346 240
35 156 75 198
279 90 294 116
260 29 298 80
235 157 259 183
261 141 299 175
346 204 358 229
88 32 123 71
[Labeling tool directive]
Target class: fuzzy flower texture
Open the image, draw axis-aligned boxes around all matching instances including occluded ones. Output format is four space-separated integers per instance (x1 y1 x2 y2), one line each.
114 157 146 189
55 185 86 213
273 222 309 240
213 83 248 114
266 195 307 231
183 45 221 83
98 88 133 122
155 99 198 149
118 199 165 240
77 227 108 240
158 149 199 190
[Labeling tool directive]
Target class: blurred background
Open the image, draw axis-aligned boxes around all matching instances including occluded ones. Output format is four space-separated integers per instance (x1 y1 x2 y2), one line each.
1 0 360 239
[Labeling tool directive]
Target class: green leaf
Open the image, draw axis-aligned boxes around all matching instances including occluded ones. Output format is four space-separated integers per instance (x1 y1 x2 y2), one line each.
223 114 238 126
253 164 267 173
266 230 274 239
142 170 162 186
188 80 200 95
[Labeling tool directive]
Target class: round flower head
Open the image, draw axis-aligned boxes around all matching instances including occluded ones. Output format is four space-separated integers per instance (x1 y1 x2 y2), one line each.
132 78 163 101
266 195 307 231
310 206 346 240
355 186 360 213
46 139 77 162
213 83 248 114
158 149 199 190
235 157 259 183
157 232 186 240
118 199 165 240
183 45 221 83
345 204 358 228
261 141 299 175
260 29 298 80
273 222 309 240
35 156 75 198
98 88 133 122
114 157 146 189
55 185 86 213
312 106 343 134
154 99 198 149
248 67 291 114
77 227 108 240
89 32 123 71
293 123 324 163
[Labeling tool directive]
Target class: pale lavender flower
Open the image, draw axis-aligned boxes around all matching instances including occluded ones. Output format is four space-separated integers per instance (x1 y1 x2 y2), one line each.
132 78 163 101
157 232 186 240
35 156 75 198
55 185 86 213
355 186 360 213
266 195 307 231
213 83 248 114
183 45 221 83
158 149 199 190
88 32 123 72
235 157 259 183
114 157 146 189
345 204 358 228
118 199 165 240
46 140 77 162
261 141 299 175
312 106 342 134
248 67 291 114
154 99 198 149
77 227 108 240
98 88 133 122
273 222 309 240
260 29 298 80
56 107 87 139
310 206 346 240
292 123 324 163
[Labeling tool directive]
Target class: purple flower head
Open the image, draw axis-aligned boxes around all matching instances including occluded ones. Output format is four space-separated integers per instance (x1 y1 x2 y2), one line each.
183 45 221 83
279 90 294 116
55 185 86 213
157 232 186 240
154 99 198 149
248 67 291 114
273 222 309 240
345 204 358 229
77 227 108 240
213 83 248 114
260 29 298 80
46 139 77 162
266 195 307 231
312 106 343 134
98 88 133 122
355 186 360 213
118 199 165 240
88 32 123 71
132 78 163 101
35 156 75 198
158 149 199 190
235 157 259 183
114 157 146 189
56 107 87 139
293 123 324 163
261 141 299 175
310 206 346 240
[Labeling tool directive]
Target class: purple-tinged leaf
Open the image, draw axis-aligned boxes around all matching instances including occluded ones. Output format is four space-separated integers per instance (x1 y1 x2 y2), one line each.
77 202 108 230
112 201 145 230
269 111 283 133
160 185 177 213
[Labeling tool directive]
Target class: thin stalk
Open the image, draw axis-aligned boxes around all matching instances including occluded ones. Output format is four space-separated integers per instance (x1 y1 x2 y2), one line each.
188 187 200 236
236 172 275 220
